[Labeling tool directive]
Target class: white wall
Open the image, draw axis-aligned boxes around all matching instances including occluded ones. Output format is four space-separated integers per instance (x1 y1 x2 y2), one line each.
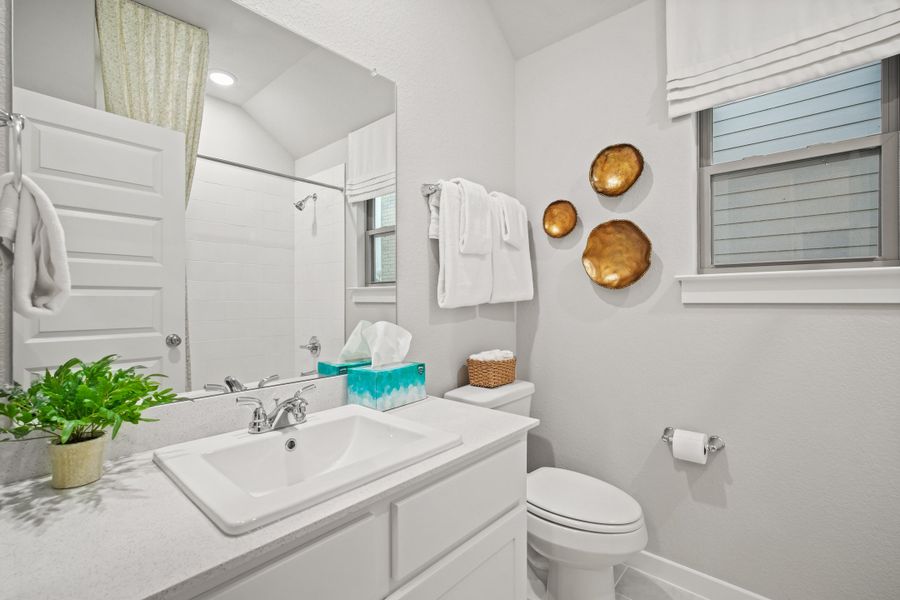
515 1 900 599
293 165 345 370
13 0 96 107
235 0 517 394
186 98 296 390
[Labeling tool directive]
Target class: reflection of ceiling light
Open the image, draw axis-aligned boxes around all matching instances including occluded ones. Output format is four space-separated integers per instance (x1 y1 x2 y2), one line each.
209 70 236 86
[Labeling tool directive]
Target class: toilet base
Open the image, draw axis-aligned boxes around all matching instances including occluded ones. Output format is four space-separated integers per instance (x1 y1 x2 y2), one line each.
546 564 615 600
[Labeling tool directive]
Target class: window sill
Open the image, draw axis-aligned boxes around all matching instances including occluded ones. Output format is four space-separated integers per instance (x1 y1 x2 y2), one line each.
675 267 900 304
348 286 396 304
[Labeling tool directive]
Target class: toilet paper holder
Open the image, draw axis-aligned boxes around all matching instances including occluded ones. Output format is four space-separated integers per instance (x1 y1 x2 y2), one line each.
661 427 725 454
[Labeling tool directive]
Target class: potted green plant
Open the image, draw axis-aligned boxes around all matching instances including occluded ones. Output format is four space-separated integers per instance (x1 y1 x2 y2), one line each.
0 355 178 489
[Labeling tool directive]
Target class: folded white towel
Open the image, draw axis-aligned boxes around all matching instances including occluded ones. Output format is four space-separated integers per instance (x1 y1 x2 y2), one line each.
488 193 533 304
456 178 491 255
0 179 18 250
0 173 71 317
437 180 493 308
491 191 527 250
427 185 441 239
469 349 515 361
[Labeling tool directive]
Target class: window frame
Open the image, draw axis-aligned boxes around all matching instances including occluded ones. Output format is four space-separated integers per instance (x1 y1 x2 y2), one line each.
364 195 396 286
697 56 900 274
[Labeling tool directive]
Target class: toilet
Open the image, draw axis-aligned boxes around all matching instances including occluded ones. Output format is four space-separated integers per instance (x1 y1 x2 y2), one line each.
444 380 647 600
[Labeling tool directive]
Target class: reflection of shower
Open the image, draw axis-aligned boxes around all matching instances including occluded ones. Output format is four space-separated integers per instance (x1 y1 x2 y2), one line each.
294 193 317 211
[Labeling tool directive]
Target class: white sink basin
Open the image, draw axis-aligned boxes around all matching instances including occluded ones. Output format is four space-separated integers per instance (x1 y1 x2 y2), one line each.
153 404 461 534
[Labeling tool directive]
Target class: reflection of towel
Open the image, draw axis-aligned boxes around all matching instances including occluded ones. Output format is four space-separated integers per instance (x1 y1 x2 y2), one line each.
437 180 492 308
0 173 71 317
456 178 491 255
488 192 533 304
427 187 440 239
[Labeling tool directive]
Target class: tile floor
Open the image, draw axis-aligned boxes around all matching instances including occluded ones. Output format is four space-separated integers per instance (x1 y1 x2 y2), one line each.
528 564 708 600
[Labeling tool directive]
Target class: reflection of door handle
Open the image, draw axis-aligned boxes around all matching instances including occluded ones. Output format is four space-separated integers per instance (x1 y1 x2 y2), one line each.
299 336 321 357
166 333 183 347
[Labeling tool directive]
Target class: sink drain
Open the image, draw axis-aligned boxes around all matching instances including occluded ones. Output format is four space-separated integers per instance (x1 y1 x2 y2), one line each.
285 438 297 451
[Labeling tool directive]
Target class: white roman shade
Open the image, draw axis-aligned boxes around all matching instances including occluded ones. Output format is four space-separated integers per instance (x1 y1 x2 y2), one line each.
346 113 396 203
666 0 900 118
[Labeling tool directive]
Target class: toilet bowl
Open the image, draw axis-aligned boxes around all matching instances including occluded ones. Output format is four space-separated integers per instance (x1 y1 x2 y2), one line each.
444 380 648 600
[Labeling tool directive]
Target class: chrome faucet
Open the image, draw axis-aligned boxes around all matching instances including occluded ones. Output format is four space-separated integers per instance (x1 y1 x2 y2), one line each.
257 374 280 388
235 384 316 434
224 376 245 393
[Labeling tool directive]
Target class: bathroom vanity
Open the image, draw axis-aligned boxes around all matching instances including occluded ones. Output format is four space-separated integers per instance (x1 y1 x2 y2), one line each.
0 398 537 600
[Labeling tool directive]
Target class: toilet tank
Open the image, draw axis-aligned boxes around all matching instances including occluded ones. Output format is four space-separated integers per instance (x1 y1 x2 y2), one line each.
443 380 535 416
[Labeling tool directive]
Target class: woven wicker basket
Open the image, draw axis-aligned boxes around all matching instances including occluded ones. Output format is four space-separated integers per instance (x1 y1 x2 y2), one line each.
467 357 516 388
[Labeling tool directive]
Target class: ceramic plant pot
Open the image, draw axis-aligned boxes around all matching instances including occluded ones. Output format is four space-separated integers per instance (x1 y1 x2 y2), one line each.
48 432 107 489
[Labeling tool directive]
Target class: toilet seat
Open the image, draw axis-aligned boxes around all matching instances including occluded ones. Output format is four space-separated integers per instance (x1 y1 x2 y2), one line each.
527 467 643 534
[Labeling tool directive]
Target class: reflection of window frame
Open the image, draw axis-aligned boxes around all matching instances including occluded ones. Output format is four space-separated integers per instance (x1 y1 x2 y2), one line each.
697 57 900 274
365 195 396 285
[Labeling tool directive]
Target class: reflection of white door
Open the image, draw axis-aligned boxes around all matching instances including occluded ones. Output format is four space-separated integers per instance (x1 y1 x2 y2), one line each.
12 88 186 390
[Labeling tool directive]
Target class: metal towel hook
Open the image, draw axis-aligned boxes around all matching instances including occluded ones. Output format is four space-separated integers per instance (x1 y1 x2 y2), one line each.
0 110 26 195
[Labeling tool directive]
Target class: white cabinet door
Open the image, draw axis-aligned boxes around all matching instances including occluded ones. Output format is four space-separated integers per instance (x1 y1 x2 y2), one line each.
388 507 528 600
199 513 390 600
12 87 186 389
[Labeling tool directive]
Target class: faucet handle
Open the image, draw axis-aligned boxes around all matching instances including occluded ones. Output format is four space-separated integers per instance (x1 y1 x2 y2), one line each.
300 383 317 394
236 396 264 409
236 396 268 434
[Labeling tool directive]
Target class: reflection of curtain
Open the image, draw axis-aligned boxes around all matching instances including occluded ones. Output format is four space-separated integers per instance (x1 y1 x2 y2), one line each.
346 114 396 203
96 0 208 203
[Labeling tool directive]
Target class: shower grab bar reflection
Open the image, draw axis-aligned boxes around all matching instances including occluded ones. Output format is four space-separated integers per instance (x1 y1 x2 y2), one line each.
197 154 345 192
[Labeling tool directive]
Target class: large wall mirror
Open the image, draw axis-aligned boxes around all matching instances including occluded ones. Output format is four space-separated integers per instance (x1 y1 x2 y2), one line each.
11 0 398 398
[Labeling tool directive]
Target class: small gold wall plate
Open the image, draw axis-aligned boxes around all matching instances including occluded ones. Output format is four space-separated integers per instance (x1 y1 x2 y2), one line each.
582 220 651 289
543 200 578 238
589 144 644 196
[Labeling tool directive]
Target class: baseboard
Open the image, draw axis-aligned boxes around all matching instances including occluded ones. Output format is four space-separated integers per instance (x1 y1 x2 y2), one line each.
625 551 772 600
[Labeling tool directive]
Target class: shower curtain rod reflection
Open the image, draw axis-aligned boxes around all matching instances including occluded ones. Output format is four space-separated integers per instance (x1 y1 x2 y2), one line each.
196 154 345 192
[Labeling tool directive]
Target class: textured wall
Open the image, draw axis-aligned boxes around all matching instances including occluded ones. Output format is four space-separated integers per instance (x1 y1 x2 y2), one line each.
515 1 900 599
233 0 518 395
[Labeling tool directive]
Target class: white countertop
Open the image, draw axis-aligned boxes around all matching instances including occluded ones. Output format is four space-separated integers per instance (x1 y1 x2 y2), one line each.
0 398 537 600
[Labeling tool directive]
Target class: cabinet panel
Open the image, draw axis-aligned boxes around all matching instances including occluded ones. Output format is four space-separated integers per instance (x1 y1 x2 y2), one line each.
391 442 525 580
387 507 527 600
200 513 389 600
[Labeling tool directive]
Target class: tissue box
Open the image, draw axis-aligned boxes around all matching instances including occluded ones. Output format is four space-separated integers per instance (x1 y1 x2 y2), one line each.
348 362 426 411
317 359 372 376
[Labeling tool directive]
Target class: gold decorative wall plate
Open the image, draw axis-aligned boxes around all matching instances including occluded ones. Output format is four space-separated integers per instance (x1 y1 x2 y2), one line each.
589 144 644 196
543 200 578 238
582 220 651 289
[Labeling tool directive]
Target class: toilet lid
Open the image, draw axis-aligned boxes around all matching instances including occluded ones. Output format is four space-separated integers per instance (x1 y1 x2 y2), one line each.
527 468 643 530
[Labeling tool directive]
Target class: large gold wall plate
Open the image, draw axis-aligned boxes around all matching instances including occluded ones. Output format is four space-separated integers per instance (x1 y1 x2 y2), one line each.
543 200 578 238
589 144 644 196
582 220 651 289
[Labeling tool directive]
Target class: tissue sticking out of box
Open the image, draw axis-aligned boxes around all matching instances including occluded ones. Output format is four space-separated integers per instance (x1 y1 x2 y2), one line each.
363 321 412 368
339 320 373 361
469 349 515 361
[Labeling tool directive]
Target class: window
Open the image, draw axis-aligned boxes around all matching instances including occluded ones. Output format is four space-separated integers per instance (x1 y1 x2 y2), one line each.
698 58 900 273
365 193 396 284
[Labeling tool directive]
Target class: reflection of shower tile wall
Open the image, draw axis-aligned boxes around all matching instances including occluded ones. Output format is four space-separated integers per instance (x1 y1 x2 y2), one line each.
186 160 295 389
293 164 346 373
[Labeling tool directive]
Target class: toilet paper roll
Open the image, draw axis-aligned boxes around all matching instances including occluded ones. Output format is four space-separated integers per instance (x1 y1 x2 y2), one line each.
671 429 709 465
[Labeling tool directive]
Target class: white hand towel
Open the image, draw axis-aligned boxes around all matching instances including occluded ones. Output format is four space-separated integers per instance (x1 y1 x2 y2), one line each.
437 180 493 308
0 176 19 251
2 174 71 317
488 193 533 304
427 186 441 240
491 191 527 250
455 178 491 255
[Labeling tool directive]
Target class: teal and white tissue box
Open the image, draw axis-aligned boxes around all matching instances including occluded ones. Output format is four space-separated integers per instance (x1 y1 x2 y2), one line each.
317 359 371 376
348 362 426 411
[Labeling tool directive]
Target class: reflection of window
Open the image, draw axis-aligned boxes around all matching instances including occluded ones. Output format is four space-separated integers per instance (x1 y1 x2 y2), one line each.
366 193 396 284
697 58 899 273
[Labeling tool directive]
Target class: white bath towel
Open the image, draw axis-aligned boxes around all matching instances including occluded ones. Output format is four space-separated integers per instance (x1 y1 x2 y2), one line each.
437 180 493 308
456 178 492 255
488 192 533 304
0 173 71 317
